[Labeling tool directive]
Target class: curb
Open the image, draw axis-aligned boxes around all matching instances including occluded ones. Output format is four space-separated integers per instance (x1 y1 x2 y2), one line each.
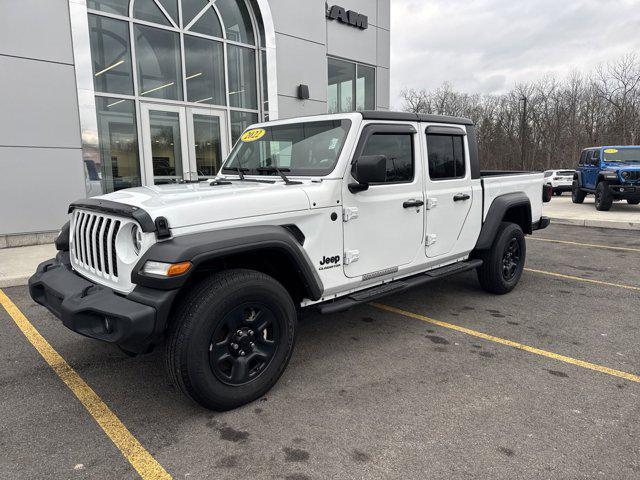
0 276 30 289
550 217 640 231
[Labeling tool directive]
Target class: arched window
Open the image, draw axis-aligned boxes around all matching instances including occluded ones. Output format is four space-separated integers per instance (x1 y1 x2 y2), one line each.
85 0 266 193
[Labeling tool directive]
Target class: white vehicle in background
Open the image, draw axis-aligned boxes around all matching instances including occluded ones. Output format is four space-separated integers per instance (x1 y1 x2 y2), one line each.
544 169 576 196
30 111 550 411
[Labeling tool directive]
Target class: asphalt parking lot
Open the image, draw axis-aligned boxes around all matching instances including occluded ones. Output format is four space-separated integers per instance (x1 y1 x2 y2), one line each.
1 224 639 480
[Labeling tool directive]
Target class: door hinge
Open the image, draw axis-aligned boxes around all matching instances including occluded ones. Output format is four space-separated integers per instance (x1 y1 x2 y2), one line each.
343 207 359 222
426 198 438 210
344 250 360 265
426 234 437 246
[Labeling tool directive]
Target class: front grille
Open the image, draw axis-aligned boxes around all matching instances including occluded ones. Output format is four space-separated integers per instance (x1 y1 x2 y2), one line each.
71 210 121 279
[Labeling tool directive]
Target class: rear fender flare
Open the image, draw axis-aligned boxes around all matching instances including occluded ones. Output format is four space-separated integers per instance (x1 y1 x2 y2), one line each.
474 193 532 251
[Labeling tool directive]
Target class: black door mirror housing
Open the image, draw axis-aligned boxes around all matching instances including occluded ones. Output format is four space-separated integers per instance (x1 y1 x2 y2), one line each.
349 155 387 193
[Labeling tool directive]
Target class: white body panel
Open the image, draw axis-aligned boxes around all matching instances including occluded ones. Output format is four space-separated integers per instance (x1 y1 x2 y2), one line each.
67 113 546 304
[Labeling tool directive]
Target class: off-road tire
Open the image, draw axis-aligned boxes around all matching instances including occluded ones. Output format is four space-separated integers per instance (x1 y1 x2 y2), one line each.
476 222 526 295
165 269 297 411
595 181 613 211
571 181 586 204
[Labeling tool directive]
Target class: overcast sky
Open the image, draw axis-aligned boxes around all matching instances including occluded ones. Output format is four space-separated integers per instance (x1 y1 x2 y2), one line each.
389 0 640 109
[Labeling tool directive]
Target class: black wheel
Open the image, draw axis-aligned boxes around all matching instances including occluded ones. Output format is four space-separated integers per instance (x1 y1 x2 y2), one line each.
571 181 586 204
476 222 526 295
595 181 613 211
627 199 640 205
166 269 297 411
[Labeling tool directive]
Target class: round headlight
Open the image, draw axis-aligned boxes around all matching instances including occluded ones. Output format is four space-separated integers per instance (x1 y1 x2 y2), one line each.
621 171 630 180
131 225 142 255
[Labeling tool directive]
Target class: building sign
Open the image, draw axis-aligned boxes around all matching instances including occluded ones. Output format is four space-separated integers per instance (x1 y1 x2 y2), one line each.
326 5 368 30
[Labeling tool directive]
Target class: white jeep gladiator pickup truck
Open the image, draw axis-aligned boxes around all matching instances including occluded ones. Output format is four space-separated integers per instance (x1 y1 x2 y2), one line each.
30 111 549 410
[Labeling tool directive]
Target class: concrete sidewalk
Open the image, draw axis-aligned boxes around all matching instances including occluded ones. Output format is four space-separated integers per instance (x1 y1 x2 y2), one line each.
544 195 640 230
0 244 56 288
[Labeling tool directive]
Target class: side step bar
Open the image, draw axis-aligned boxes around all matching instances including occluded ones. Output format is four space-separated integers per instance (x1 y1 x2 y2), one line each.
317 259 483 315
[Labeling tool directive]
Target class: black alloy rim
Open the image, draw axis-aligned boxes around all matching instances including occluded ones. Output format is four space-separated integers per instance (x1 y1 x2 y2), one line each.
595 189 602 206
209 303 280 386
502 238 521 281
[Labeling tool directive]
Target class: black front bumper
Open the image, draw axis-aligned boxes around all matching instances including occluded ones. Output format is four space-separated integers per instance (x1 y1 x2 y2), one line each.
28 254 177 353
553 185 572 192
532 216 551 231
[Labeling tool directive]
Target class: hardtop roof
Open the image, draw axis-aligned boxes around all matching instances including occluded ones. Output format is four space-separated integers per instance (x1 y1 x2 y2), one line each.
359 110 474 126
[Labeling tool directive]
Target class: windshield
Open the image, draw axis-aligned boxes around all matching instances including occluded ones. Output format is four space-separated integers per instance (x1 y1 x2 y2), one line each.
222 120 351 176
602 147 640 164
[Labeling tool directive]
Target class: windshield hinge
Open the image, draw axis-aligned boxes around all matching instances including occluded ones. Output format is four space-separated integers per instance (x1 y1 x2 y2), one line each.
426 234 437 246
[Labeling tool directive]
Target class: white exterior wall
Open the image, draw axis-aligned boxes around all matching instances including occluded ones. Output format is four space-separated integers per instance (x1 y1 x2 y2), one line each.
0 0 391 240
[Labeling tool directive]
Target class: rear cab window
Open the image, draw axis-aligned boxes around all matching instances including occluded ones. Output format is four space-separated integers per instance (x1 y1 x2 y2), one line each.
425 129 466 180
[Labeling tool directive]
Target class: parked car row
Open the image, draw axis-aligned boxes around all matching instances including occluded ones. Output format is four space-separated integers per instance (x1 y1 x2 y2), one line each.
544 145 640 211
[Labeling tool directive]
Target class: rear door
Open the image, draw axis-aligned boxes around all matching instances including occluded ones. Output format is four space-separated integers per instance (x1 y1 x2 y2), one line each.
342 123 424 278
423 125 473 258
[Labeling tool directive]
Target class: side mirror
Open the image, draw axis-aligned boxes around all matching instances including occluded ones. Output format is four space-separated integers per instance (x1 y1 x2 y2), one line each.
349 155 387 193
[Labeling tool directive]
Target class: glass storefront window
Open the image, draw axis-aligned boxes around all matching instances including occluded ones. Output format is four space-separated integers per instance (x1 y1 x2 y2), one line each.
95 97 141 193
356 64 375 111
230 110 259 145
87 0 129 16
193 114 223 178
228 45 257 110
184 36 226 105
181 0 209 27
133 0 172 26
216 0 255 44
189 7 223 37
156 0 179 24
135 25 183 100
148 110 184 183
89 15 134 95
328 58 375 113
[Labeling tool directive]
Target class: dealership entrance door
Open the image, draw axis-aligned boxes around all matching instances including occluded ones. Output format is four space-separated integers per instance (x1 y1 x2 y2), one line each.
141 103 229 185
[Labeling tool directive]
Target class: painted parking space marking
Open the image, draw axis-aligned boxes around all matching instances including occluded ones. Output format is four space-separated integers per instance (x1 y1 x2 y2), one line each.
530 237 640 253
524 268 640 292
0 289 172 480
371 302 640 384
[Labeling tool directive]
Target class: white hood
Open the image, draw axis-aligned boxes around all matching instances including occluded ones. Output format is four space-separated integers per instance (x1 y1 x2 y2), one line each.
96 180 311 228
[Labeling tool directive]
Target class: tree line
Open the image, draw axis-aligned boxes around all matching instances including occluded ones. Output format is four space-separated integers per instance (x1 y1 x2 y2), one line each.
400 54 640 171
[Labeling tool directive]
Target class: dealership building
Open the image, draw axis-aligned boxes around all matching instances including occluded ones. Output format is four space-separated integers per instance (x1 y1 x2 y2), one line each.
0 0 390 246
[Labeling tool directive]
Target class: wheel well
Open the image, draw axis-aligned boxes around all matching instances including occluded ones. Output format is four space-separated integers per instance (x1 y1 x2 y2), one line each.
186 248 309 303
503 204 532 235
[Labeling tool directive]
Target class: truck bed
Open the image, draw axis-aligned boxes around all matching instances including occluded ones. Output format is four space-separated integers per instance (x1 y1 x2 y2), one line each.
481 171 544 224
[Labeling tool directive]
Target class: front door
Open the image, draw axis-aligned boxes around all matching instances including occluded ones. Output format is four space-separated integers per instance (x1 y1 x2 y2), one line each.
141 103 228 185
342 124 424 279
424 128 473 258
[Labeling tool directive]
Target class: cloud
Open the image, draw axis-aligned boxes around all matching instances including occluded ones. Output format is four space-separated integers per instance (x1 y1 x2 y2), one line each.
389 0 640 108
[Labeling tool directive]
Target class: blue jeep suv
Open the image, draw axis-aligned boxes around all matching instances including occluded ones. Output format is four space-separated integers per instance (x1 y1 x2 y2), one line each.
572 146 640 211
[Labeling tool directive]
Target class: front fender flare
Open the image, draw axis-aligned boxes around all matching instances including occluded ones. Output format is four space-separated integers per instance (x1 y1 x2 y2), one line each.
132 225 323 300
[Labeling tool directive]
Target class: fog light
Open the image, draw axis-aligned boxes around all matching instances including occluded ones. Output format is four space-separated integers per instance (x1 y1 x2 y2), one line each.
142 261 192 277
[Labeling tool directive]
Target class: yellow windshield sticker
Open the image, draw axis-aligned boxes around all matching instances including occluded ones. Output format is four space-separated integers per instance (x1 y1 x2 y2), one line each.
241 128 266 142
604 148 618 154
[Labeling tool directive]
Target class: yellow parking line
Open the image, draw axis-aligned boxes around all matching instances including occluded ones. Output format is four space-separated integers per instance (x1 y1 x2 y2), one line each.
530 237 640 253
0 290 172 480
371 302 640 384
524 268 640 292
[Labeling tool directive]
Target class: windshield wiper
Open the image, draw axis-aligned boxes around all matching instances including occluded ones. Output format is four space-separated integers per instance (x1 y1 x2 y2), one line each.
256 167 302 185
219 167 276 184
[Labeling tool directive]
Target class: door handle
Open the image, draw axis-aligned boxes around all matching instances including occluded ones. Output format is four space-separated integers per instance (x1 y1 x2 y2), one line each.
453 193 471 202
403 199 424 208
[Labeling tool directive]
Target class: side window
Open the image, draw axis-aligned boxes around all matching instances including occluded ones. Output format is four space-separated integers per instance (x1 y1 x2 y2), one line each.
361 133 414 183
584 151 593 166
426 134 466 180
579 151 586 166
544 171 553 178
592 150 600 164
